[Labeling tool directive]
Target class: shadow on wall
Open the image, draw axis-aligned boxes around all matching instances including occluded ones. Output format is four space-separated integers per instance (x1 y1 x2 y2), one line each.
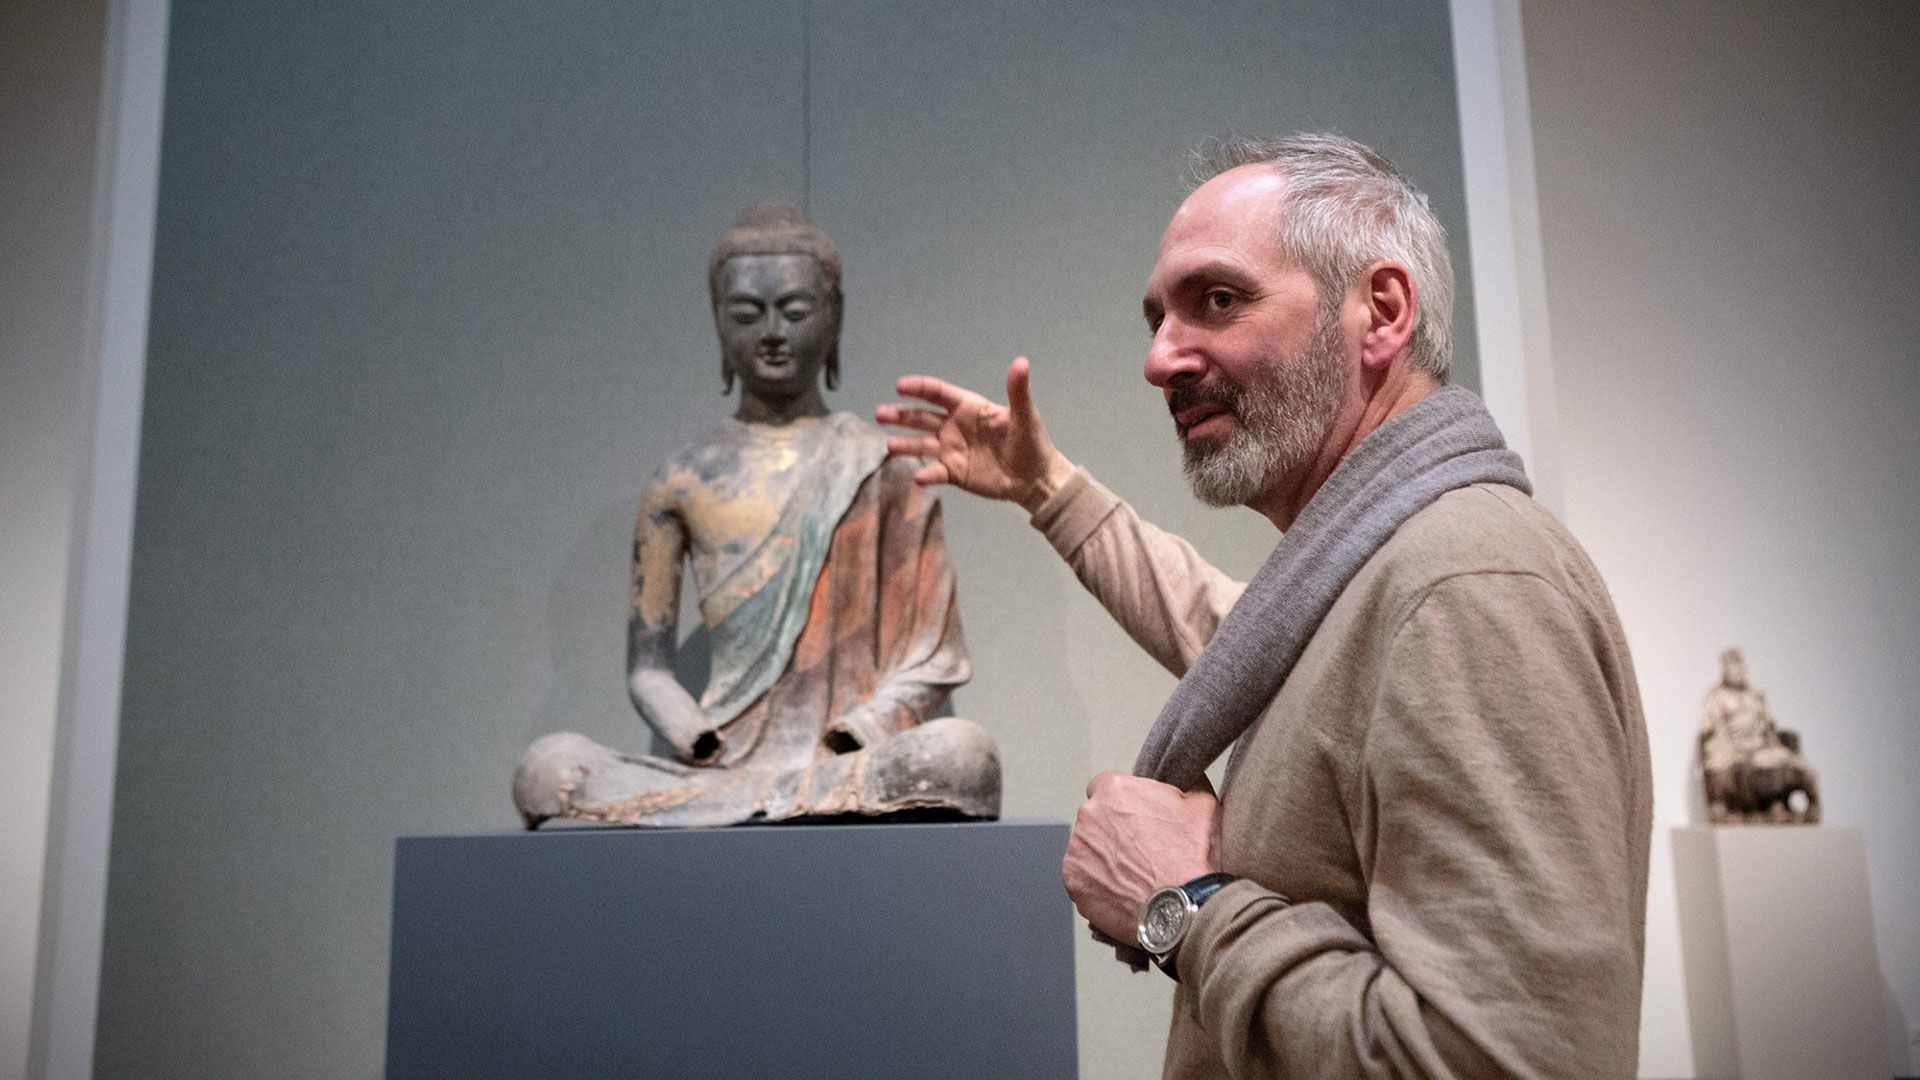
1886 976 1919 1080
529 499 647 755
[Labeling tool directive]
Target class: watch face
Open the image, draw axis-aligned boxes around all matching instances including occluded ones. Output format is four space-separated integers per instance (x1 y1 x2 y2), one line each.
1138 889 1191 953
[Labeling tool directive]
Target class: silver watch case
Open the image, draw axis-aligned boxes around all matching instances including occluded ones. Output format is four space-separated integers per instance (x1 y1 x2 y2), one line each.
1136 884 1199 961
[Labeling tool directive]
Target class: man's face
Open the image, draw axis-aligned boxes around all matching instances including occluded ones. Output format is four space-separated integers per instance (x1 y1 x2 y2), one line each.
716 253 836 402
1141 165 1353 507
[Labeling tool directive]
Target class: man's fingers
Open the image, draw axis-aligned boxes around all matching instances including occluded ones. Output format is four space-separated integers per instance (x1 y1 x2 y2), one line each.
876 405 947 434
1006 356 1039 424
888 435 941 459
1086 771 1196 802
1085 769 1128 799
912 461 950 486
894 374 975 411
874 402 929 427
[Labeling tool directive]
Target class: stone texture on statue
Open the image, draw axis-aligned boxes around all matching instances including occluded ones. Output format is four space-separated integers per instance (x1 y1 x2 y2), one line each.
1697 648 1819 824
513 203 1000 827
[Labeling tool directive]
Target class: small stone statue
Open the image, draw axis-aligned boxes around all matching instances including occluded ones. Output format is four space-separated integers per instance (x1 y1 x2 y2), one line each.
514 204 1000 828
1697 648 1819 824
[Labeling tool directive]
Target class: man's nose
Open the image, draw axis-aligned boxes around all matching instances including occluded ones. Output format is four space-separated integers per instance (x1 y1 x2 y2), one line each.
1144 320 1204 389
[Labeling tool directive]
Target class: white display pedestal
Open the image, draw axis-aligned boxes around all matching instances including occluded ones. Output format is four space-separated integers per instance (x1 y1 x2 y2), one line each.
1672 825 1892 1080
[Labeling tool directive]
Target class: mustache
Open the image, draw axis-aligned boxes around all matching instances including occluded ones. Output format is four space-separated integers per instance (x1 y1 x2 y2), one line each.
1168 382 1240 433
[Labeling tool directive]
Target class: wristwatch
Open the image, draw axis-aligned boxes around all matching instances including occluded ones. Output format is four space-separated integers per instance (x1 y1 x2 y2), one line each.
1136 872 1237 979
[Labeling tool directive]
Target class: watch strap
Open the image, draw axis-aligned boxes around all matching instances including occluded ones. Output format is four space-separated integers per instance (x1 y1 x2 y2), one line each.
1181 871 1237 907
1151 872 1239 980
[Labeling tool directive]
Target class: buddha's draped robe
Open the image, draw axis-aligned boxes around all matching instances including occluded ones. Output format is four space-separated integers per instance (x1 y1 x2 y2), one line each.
673 413 968 775
516 412 977 827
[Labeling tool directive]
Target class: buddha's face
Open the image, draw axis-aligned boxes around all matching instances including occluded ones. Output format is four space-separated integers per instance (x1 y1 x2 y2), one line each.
716 254 837 404
1721 650 1747 689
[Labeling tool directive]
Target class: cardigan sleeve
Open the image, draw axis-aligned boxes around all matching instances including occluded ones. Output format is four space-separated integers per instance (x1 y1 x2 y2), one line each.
1028 467 1245 676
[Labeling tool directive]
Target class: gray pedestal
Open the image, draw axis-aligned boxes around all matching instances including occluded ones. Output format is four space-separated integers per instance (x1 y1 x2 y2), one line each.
386 821 1077 1079
1673 825 1894 1080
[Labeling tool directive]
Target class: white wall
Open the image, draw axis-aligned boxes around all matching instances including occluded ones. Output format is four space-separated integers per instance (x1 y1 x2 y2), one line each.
1520 1 1920 1075
0 3 109 1077
7 3 166 1077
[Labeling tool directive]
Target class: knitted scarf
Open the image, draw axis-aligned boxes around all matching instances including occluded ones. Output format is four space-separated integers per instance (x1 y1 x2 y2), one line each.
1134 386 1531 789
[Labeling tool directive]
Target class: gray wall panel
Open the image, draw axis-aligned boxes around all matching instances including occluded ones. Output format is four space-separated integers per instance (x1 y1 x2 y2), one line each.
102 3 1471 1076
101 3 806 1077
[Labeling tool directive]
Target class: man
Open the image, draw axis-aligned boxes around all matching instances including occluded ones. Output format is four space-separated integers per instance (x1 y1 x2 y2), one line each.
879 135 1651 1077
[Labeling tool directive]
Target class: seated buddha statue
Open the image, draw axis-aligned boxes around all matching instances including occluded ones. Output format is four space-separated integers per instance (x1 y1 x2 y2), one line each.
1697 647 1820 824
513 203 1000 828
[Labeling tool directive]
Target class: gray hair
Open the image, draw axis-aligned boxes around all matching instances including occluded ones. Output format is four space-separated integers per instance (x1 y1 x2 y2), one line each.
1193 133 1454 381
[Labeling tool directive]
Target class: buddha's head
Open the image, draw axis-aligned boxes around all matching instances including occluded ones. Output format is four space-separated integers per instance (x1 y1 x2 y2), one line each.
1719 647 1747 690
708 202 842 402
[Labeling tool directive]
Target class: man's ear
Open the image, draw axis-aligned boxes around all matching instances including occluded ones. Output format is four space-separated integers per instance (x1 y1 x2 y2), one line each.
1360 262 1416 373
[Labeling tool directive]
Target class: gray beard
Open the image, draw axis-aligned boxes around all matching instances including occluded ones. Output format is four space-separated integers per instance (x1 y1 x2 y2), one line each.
1181 310 1349 508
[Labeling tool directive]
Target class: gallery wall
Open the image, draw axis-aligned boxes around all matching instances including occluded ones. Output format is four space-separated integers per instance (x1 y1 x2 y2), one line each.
95 2 1476 1077
0 3 110 1078
1521 0 1920 1075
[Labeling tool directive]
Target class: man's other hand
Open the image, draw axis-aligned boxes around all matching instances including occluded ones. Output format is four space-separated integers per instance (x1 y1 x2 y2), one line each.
1064 772 1221 944
877 357 1075 513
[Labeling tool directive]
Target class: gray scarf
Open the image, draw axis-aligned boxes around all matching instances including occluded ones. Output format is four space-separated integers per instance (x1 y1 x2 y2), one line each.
1105 386 1529 970
1134 386 1531 790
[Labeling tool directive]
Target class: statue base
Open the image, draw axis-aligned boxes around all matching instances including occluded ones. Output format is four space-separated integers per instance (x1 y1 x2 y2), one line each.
386 821 1077 1078
1672 825 1895 1080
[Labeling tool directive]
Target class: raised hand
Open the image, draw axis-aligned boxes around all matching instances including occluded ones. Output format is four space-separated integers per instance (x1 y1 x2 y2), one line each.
877 356 1075 513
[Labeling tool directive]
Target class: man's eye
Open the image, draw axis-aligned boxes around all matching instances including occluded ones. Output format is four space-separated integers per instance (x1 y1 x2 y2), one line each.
1205 290 1236 311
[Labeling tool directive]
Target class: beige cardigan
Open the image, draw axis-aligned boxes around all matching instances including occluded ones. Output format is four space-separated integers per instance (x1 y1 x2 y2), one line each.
1032 470 1651 1080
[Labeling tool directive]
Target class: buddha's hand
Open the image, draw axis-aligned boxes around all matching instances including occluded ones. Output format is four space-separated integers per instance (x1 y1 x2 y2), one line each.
630 668 724 765
822 709 889 755
659 722 725 766
879 357 1076 513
